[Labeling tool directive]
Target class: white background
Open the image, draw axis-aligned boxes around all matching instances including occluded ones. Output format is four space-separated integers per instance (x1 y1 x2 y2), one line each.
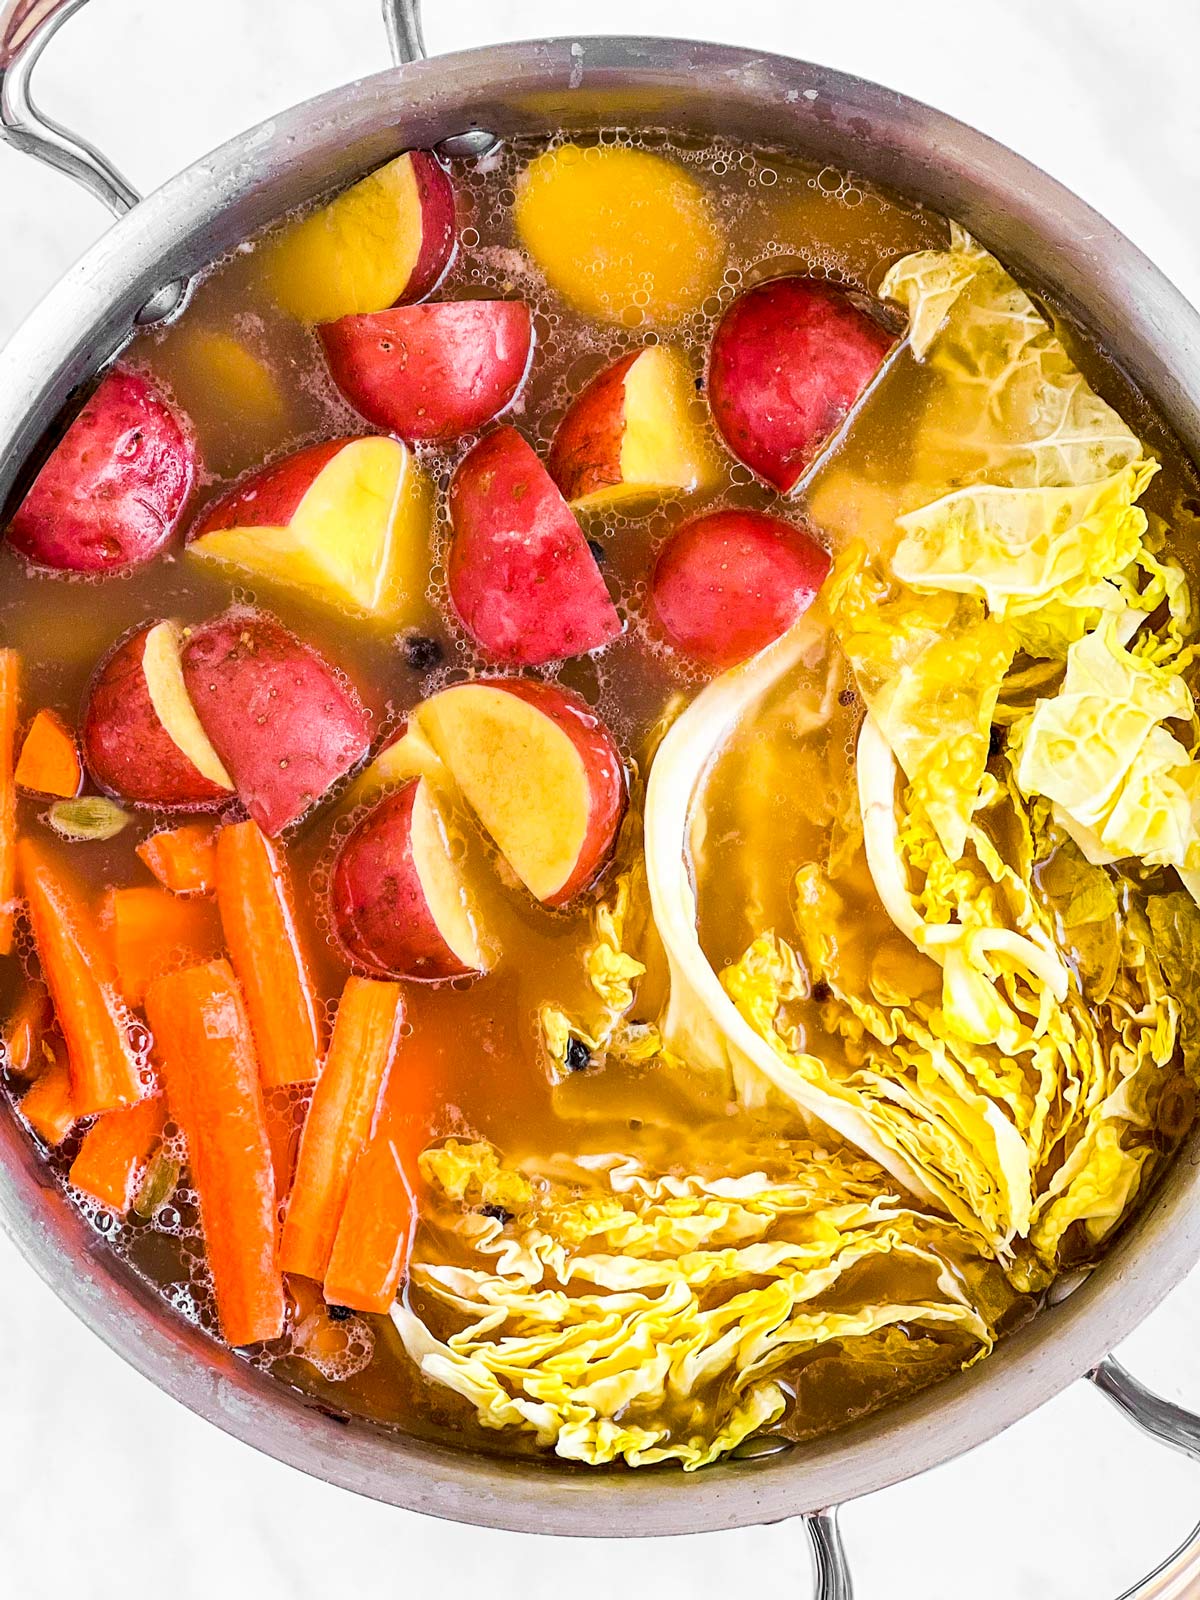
2 3 1200 1597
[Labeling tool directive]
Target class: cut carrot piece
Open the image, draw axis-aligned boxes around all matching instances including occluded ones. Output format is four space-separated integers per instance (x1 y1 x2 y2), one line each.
0 651 17 955
69 1093 167 1211
281 977 404 1282
215 821 320 1088
17 838 143 1117
20 1049 76 1145
101 885 223 1008
323 1126 416 1314
137 823 218 896
2 986 53 1081
14 709 82 798
145 958 285 1346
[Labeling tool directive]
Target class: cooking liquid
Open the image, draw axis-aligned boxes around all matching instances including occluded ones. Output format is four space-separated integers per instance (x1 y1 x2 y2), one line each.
3 130 1198 1459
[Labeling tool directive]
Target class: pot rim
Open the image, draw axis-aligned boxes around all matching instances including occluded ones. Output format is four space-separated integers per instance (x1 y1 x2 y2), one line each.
2 34 1200 1537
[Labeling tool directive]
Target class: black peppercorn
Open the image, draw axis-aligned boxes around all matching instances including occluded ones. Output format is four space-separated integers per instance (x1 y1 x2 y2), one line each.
480 1203 514 1225
326 1304 353 1322
565 1035 592 1073
587 538 606 566
812 980 832 1003
404 634 443 672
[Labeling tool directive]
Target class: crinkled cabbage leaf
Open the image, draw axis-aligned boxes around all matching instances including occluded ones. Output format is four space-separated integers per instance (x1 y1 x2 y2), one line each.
393 1138 991 1469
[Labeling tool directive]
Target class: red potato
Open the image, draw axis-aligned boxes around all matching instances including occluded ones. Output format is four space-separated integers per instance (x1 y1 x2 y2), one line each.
650 508 831 669
82 621 235 809
188 435 430 622
319 300 534 441
330 778 490 980
265 150 457 324
447 427 621 666
8 368 197 573
707 277 895 493
413 678 626 906
180 608 371 835
548 345 713 509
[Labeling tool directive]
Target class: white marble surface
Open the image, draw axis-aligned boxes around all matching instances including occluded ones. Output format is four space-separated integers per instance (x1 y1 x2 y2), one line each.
2 2 1200 1596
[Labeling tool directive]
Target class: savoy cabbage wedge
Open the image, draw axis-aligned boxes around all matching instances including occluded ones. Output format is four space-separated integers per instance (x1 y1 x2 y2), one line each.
392 1138 991 1469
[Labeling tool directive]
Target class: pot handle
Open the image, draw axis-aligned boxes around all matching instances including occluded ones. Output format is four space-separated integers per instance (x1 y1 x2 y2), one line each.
801 1358 1200 1600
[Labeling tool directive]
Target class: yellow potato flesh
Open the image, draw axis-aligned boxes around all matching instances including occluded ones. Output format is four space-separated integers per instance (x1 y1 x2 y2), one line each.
173 330 287 428
347 721 450 809
410 780 490 972
514 144 725 325
262 153 425 324
584 346 716 509
143 622 234 790
415 685 590 904
190 437 433 623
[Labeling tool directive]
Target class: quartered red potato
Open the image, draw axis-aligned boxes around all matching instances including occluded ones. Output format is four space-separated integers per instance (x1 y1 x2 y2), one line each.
3 131 1199 1475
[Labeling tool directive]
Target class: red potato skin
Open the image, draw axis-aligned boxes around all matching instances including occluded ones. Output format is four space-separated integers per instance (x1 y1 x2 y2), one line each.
650 509 831 670
547 352 638 502
401 152 458 304
81 625 230 809
8 368 197 573
330 781 476 981
707 278 895 493
191 439 347 536
180 608 371 836
475 677 628 906
447 427 622 666
318 301 534 442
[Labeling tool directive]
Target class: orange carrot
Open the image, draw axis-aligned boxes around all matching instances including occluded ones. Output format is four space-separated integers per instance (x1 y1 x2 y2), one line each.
69 1093 167 1211
20 1049 76 1145
14 708 82 798
101 885 222 1008
2 986 53 1081
145 958 285 1346
0 651 17 955
137 823 218 896
215 821 320 1088
280 977 404 1282
17 838 143 1117
323 1125 416 1314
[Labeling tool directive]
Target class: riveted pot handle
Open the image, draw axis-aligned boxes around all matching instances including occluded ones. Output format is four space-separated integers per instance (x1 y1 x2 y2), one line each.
0 0 140 216
1089 1357 1200 1599
805 1508 854 1600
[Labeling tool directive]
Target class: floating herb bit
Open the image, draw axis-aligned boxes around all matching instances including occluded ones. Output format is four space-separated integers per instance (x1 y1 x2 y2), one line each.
133 1148 180 1220
565 1035 591 1073
46 796 131 842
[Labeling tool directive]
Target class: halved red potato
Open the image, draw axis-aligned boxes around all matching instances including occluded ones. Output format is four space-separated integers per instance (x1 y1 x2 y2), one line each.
82 621 235 809
707 277 896 493
8 368 197 573
188 436 432 623
319 300 534 441
448 427 622 666
180 608 371 835
413 679 626 907
650 509 831 669
548 345 715 509
330 778 490 980
263 151 456 324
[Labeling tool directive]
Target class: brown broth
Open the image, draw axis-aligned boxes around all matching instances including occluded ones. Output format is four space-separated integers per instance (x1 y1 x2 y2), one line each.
3 128 1195 1459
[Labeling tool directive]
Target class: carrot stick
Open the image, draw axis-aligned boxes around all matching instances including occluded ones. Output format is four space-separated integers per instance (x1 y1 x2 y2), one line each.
323 1126 416 1314
280 977 404 1282
0 651 17 955
137 823 218 896
69 1093 167 1212
2 986 53 1081
20 1050 76 1146
14 708 82 799
145 958 285 1346
215 821 320 1088
101 885 222 1008
17 838 143 1117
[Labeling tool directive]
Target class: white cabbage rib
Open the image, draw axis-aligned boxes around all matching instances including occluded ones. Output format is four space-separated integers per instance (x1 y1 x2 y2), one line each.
643 617 937 1204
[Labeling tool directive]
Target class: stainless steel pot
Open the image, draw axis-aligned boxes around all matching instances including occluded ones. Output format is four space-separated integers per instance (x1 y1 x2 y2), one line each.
3 1 1200 1592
